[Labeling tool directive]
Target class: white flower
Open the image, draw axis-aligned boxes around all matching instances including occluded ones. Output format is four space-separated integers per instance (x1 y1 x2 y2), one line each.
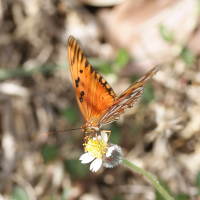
79 152 102 172
79 132 122 172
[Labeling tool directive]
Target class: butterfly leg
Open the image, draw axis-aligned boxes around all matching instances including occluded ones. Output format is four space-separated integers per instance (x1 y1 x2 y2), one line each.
93 132 103 143
95 132 107 155
101 130 111 142
84 131 94 143
84 132 101 147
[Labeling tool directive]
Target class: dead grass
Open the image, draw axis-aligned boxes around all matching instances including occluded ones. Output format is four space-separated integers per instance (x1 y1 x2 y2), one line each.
0 0 199 200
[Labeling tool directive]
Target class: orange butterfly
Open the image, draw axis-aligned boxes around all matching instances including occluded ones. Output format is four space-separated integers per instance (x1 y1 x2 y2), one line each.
68 36 160 137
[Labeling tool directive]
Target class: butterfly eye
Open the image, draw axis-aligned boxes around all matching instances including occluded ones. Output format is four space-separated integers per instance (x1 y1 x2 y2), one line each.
81 126 85 133
85 127 91 133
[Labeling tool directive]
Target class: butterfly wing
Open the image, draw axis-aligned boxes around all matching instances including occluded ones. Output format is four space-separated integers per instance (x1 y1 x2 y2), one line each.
68 36 117 122
98 65 160 126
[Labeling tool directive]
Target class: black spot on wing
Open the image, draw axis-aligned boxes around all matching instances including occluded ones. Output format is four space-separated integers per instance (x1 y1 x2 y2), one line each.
77 48 80 61
99 76 102 83
95 72 97 79
80 91 84 96
79 97 83 102
119 93 126 98
90 66 94 74
73 42 77 64
80 70 83 73
75 77 80 88
107 88 111 93
95 73 116 98
80 53 83 63
85 60 89 68
102 81 107 87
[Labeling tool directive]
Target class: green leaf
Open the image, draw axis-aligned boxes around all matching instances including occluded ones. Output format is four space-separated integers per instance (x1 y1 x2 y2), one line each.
109 123 122 144
130 75 139 84
112 196 125 200
141 83 155 104
181 47 196 66
41 145 58 163
62 107 78 125
116 49 130 68
174 194 190 200
99 62 113 74
159 25 174 42
64 159 88 179
46 196 54 200
155 179 172 200
196 169 200 190
12 186 29 200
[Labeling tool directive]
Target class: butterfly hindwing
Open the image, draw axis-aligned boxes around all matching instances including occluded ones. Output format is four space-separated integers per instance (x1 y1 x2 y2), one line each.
98 65 160 125
68 36 117 122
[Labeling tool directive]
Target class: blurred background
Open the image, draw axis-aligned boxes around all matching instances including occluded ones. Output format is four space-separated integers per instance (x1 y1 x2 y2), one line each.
0 0 200 199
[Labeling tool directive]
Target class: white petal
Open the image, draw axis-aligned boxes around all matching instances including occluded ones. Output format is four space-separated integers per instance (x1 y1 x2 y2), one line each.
106 147 115 157
101 131 108 142
79 153 95 163
90 159 102 172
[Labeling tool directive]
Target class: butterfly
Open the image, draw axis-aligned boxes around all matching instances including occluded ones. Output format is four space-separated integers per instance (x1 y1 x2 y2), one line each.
68 36 160 137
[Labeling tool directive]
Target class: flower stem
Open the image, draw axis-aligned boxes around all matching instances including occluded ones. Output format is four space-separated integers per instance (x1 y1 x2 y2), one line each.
122 158 174 200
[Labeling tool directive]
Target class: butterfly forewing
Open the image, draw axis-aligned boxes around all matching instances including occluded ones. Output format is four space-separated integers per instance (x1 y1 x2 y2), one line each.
98 65 160 126
68 36 117 122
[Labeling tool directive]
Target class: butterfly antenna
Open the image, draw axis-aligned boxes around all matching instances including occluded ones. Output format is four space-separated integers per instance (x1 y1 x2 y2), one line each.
43 128 81 135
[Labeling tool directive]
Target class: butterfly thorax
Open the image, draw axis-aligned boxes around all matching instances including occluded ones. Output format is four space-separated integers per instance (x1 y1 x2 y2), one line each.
81 119 101 133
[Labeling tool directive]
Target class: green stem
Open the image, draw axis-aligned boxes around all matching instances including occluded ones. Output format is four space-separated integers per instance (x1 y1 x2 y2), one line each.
0 58 108 80
122 158 174 200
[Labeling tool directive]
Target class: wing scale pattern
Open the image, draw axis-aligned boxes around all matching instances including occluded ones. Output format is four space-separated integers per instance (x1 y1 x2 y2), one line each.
98 65 160 126
68 36 117 123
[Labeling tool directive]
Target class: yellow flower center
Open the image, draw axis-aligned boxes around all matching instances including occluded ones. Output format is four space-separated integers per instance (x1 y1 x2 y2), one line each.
84 138 108 159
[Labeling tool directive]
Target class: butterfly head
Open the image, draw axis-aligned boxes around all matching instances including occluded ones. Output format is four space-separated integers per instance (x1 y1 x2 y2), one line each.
81 125 91 133
81 120 101 133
